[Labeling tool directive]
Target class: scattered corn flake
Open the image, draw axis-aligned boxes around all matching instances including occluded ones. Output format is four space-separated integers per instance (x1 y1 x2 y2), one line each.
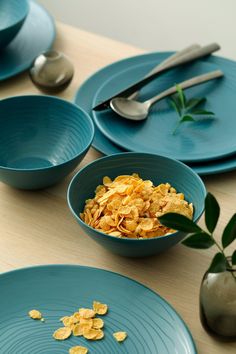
28 309 42 320
92 318 104 329
94 329 104 340
53 327 72 341
113 331 127 342
73 324 84 337
60 315 78 328
79 308 95 319
93 301 108 315
28 301 126 347
80 174 193 239
83 328 104 340
69 346 88 354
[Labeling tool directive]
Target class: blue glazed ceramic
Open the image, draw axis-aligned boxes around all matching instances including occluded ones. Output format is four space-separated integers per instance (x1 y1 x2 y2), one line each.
0 95 94 190
0 0 29 49
68 153 206 257
74 52 236 175
0 264 197 353
0 0 55 81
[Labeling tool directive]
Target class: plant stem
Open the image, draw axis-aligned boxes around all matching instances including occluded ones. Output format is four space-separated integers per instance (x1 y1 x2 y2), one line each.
172 122 181 135
209 233 236 280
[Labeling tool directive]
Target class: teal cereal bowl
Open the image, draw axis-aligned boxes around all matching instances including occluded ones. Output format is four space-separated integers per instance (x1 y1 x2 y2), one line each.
67 153 206 257
0 95 94 189
0 0 29 49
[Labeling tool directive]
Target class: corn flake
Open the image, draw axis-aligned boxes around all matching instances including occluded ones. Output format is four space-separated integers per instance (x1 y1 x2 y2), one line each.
79 308 95 319
28 309 42 320
113 331 127 342
53 327 72 340
69 346 88 354
92 318 104 329
93 301 108 315
83 328 104 340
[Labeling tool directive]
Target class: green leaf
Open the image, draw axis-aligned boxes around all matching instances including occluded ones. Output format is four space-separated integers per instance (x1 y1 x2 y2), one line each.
204 192 220 233
159 213 202 233
191 110 214 116
232 250 236 265
169 98 181 116
182 232 215 249
186 97 206 110
222 213 236 248
207 252 227 273
180 115 196 123
175 84 186 109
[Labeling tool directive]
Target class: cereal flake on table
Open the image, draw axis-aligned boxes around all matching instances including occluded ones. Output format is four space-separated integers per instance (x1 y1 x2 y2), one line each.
80 174 193 239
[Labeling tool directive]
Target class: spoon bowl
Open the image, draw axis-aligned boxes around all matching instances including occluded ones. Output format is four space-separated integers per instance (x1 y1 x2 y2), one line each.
110 97 150 121
29 50 74 92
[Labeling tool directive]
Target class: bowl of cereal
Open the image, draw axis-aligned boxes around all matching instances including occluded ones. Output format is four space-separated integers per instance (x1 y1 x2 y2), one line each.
67 153 206 257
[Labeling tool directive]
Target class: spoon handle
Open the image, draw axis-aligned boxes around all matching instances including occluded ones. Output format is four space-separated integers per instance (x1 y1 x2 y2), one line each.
147 70 224 107
129 44 201 99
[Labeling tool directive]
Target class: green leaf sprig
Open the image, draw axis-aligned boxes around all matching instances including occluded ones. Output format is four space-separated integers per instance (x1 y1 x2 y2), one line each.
170 85 215 134
159 192 236 275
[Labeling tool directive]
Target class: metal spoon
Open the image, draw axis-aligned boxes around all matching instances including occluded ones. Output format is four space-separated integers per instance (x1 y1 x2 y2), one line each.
110 70 223 121
29 50 74 92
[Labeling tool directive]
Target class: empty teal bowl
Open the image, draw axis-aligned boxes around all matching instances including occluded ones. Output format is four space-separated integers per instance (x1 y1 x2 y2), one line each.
0 0 29 49
0 95 94 189
68 153 206 257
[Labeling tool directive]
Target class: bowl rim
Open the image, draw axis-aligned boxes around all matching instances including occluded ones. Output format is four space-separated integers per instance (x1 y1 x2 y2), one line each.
0 94 95 172
0 0 29 32
67 152 206 243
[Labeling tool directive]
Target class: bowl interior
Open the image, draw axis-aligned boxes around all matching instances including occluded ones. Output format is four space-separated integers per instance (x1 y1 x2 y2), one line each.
0 0 28 30
0 96 94 170
68 153 206 226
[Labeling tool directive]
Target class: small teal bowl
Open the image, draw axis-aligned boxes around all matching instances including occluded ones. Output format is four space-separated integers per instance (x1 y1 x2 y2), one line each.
0 0 29 49
0 95 94 190
68 153 206 257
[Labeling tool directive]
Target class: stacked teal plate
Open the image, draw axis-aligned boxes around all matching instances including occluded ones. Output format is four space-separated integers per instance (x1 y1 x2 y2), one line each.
75 52 236 175
0 0 55 81
0 265 197 353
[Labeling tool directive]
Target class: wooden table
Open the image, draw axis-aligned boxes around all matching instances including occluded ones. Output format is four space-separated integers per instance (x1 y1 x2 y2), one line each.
0 23 235 353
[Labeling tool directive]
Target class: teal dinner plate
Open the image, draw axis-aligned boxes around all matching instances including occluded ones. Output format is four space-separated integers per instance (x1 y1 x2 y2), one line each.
74 52 236 175
0 0 55 81
92 57 236 163
0 265 197 353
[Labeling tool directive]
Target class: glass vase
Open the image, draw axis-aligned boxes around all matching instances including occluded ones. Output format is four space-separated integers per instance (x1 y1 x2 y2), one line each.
199 260 236 340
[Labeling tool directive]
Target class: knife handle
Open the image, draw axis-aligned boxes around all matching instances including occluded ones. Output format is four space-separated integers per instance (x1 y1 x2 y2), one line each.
129 43 201 100
146 43 220 78
123 43 220 97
